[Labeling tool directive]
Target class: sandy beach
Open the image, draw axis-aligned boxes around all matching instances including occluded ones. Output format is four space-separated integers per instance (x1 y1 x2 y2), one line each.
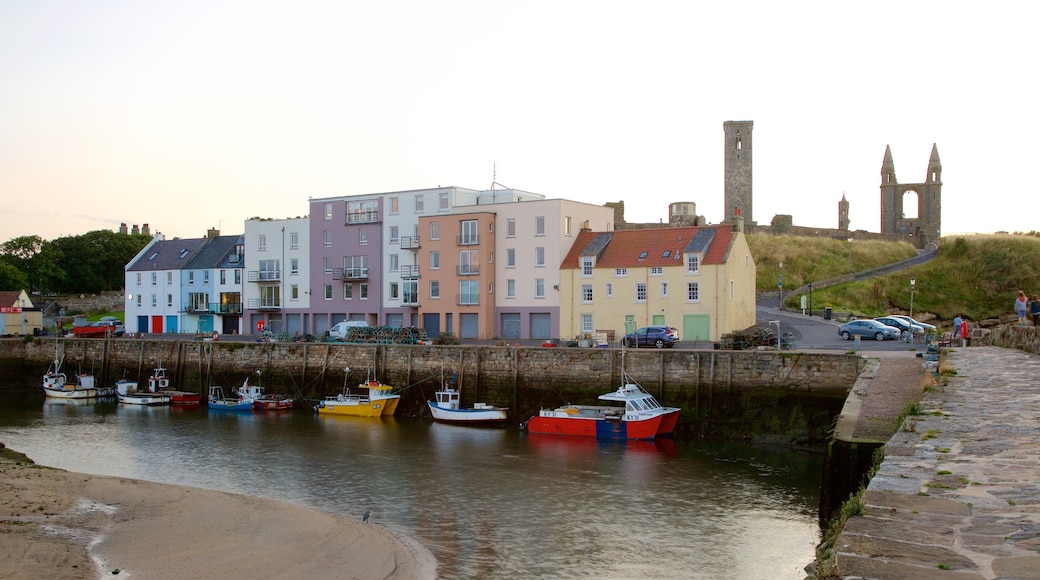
0 442 436 579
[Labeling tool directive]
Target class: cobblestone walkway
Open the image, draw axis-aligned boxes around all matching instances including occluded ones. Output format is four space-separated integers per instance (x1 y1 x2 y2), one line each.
834 346 1040 579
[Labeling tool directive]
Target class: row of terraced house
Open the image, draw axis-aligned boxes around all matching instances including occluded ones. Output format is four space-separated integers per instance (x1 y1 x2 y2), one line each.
124 186 757 342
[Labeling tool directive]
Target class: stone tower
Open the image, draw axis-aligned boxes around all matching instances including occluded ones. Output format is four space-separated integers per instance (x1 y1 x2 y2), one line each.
880 144 942 246
723 120 753 224
838 194 850 231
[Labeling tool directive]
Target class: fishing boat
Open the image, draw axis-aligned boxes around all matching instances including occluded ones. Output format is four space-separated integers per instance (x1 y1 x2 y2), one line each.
42 355 97 399
316 368 400 417
208 374 263 412
253 392 294 411
427 372 508 426
522 354 680 441
117 383 169 406
150 365 201 406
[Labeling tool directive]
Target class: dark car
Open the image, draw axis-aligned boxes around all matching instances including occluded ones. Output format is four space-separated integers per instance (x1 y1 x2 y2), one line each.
623 325 679 348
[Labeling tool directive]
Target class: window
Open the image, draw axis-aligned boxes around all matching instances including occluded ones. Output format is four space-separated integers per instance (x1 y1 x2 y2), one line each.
152 273 157 286
535 216 545 236
661 282 668 297
258 234 267 252
260 286 280 308
439 192 450 210
389 226 399 244
615 268 627 277
535 247 544 267
636 283 647 302
389 254 399 272
290 258 299 275
687 254 699 274
506 279 515 298
166 294 172 307
324 230 332 247
460 220 478 245
359 283 368 299
638 251 648 260
507 248 515 267
581 284 593 303
565 216 572 236
188 271 195 285
403 281 417 304
459 250 478 275
506 218 515 237
137 294 142 307
389 282 399 299
290 232 299 249
414 194 424 213
581 313 594 335
234 270 241 284
606 282 613 297
344 284 353 300
323 257 332 275
359 229 368 246
581 257 593 276
430 280 440 299
324 202 333 220
687 282 699 301
429 251 440 270
343 256 367 278
220 270 226 284
203 271 210 285
429 221 439 240
389 197 399 214
151 294 156 307
460 280 479 304
651 267 663 276
290 284 299 300
346 200 378 223
535 278 545 298
324 284 332 300
167 272 172 284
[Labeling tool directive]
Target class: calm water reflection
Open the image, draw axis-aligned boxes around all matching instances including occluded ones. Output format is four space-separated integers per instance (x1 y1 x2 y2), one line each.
1 395 821 579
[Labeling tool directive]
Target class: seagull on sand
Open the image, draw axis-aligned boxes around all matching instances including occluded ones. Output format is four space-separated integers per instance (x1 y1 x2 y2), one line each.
362 510 371 523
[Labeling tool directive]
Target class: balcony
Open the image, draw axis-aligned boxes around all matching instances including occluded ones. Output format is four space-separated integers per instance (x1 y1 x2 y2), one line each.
400 265 421 279
333 267 369 280
184 303 244 315
248 270 280 283
456 294 479 306
400 236 420 250
246 299 281 311
456 234 479 246
402 295 419 307
346 210 379 225
456 265 479 276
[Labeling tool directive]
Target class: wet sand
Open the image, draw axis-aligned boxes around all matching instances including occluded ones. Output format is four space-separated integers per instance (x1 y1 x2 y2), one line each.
0 443 436 579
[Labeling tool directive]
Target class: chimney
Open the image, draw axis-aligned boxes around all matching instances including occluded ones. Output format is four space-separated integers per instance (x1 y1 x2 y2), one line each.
132 224 140 235
142 223 150 236
207 227 220 239
119 223 128 235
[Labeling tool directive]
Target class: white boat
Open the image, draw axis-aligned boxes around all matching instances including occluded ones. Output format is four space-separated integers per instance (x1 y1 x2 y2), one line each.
427 373 508 425
116 378 169 406
42 355 97 399
209 373 263 412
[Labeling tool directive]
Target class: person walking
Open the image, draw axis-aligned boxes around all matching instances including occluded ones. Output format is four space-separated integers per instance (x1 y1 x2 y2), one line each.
953 314 962 344
1031 295 1040 327
1015 291 1029 326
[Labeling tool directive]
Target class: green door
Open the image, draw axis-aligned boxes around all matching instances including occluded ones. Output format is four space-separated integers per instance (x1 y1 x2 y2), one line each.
682 314 711 342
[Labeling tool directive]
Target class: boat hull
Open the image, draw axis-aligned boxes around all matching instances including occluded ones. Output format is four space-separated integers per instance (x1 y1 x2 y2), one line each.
208 400 254 412
254 397 294 411
162 390 202 406
524 413 663 440
428 402 508 425
43 385 97 399
317 398 386 417
118 393 169 406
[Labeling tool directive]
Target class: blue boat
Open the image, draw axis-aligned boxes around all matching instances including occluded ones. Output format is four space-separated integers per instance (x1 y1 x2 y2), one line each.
208 380 260 412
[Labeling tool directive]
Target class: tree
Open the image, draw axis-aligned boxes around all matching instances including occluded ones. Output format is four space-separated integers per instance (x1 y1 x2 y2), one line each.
0 263 29 291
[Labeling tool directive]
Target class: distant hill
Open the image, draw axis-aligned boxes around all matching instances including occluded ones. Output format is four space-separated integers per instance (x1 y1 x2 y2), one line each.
750 234 1040 323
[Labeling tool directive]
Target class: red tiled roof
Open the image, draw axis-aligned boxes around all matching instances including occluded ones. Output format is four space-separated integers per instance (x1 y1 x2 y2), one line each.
0 290 24 308
561 225 734 269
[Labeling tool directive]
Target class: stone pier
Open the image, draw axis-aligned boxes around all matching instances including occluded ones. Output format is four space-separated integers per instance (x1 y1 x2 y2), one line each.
830 347 1040 579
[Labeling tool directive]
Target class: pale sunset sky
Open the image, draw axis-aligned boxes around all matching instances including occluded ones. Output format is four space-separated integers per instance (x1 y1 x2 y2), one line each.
2 1 1037 242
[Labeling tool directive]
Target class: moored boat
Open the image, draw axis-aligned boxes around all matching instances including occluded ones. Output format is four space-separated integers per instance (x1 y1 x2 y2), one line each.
316 369 400 417
43 356 97 399
208 375 263 412
150 365 201 406
116 376 169 406
253 394 294 411
522 354 680 441
427 373 508 425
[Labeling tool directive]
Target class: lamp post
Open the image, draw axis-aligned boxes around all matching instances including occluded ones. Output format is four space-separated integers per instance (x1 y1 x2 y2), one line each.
847 237 853 274
909 277 916 320
778 261 783 310
808 282 813 317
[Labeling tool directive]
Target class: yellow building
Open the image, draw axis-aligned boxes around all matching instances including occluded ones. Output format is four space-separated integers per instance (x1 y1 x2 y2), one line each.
559 221 756 343
0 290 42 336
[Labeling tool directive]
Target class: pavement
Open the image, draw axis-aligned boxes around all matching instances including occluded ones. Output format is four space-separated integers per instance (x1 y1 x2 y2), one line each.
830 346 1040 579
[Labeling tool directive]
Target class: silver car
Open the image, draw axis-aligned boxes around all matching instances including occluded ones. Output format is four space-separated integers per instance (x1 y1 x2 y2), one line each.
838 319 900 341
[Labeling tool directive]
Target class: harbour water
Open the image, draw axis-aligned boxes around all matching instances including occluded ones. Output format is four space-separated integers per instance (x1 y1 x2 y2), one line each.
0 395 822 579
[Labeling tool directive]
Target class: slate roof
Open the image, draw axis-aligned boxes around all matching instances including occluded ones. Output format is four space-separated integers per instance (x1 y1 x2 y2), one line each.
184 235 243 270
561 225 735 269
126 238 207 272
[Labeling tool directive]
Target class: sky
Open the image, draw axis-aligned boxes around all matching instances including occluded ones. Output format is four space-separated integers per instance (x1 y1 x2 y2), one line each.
2 1 1038 243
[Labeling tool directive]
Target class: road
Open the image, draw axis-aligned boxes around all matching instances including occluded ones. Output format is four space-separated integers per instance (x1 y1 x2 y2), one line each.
756 295 922 353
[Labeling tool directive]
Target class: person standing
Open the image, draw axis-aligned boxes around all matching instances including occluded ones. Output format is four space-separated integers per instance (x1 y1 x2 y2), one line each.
953 314 962 344
1015 291 1029 326
1031 295 1040 327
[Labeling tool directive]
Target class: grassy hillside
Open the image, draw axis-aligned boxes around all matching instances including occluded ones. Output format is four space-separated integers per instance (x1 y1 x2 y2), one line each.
759 234 1040 323
748 235 917 292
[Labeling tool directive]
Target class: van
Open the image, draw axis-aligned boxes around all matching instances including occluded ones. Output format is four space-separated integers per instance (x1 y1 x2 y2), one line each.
329 320 368 340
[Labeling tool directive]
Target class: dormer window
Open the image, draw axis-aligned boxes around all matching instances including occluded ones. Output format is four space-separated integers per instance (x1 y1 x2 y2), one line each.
638 251 648 260
662 250 670 258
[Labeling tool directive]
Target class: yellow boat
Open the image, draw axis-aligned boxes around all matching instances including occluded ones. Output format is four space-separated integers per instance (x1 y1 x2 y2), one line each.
316 378 400 417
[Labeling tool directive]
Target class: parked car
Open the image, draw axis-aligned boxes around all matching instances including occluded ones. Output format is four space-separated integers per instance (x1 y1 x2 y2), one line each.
623 326 679 348
99 316 125 336
889 315 937 335
838 319 900 341
875 316 923 337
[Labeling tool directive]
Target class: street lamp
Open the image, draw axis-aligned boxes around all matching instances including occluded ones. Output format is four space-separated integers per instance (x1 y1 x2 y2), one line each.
778 261 784 310
808 282 813 317
909 277 916 319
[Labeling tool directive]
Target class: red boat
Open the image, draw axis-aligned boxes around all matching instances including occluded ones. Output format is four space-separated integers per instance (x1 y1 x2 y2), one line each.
151 365 202 406
253 394 294 411
523 366 680 441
